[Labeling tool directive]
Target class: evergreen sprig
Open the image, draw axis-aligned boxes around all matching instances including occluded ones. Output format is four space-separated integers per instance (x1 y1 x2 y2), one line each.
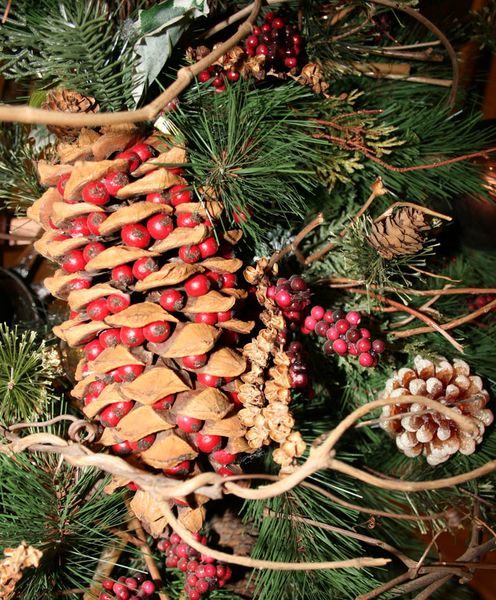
0 324 61 426
173 80 327 240
0 0 137 110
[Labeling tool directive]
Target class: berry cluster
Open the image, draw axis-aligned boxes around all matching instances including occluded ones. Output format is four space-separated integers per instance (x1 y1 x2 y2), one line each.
467 294 496 313
287 340 310 389
158 532 232 600
245 11 303 70
265 275 385 368
99 573 156 600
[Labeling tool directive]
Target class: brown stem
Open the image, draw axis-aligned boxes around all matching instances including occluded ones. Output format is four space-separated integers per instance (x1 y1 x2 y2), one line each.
347 45 445 62
0 0 263 128
373 202 452 223
411 530 445 578
391 297 496 339
413 575 454 600
203 0 289 38
347 287 464 353
356 571 413 600
390 293 445 328
304 178 387 265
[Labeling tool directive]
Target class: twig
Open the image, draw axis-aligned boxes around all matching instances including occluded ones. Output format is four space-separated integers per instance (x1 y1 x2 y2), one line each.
1 0 12 23
412 530 445 578
83 540 127 600
409 266 460 282
8 414 81 431
413 575 453 600
127 502 170 600
161 502 389 571
203 0 289 38
357 571 413 600
0 0 263 128
373 202 452 223
347 287 464 353
391 297 496 339
304 178 387 265
266 212 324 270
390 292 445 328
346 45 444 62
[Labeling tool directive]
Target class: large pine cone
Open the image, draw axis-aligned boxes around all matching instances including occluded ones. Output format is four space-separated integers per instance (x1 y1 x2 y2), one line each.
41 89 100 141
368 207 431 260
27 127 256 534
379 356 493 466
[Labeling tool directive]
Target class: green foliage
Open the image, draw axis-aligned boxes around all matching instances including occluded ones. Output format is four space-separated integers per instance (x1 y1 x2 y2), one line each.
172 80 327 240
0 324 61 426
0 0 137 110
0 124 47 215
0 449 128 599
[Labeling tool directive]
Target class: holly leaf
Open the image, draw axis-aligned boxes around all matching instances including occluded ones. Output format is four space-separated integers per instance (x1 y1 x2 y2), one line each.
132 0 209 104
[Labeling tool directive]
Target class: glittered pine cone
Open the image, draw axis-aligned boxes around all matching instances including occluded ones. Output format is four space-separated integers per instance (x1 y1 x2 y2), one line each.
28 127 257 535
379 355 494 466
41 89 100 141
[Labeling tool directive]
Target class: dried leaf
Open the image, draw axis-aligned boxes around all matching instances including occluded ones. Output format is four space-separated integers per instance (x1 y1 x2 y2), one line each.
71 375 97 399
120 367 190 404
67 283 120 310
116 168 184 198
151 225 209 253
173 387 231 420
182 291 235 314
134 262 204 291
64 159 128 201
98 426 123 446
218 319 255 334
104 475 131 494
178 506 205 533
140 431 198 469
199 257 243 273
223 230 243 245
78 128 101 146
85 247 159 272
201 415 246 438
157 323 220 358
44 271 93 300
130 490 170 537
52 200 105 226
116 406 174 441
53 319 109 347
37 161 73 187
57 142 94 164
221 288 248 300
174 201 223 220
105 301 178 327
197 348 246 378
27 188 62 229
225 436 253 454
90 345 144 374
98 202 172 235
0 543 43 599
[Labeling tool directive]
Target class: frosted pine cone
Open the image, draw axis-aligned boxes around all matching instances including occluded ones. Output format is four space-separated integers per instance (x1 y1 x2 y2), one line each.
379 356 493 466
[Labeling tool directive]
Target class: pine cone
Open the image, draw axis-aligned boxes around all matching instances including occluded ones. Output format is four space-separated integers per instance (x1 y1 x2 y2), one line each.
368 207 431 260
42 89 100 141
28 128 257 534
210 510 257 556
379 356 493 465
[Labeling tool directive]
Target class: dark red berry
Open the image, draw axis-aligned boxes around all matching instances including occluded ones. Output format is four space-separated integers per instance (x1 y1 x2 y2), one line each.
179 244 201 264
111 264 134 286
143 320 171 343
99 328 121 348
177 415 203 433
195 433 222 453
111 440 132 455
346 327 361 343
194 312 218 325
357 338 371 353
315 320 329 337
199 70 211 83
146 213 174 239
67 215 91 237
227 70 240 81
117 364 144 382
335 319 350 334
197 373 222 388
132 257 158 280
169 184 193 206
61 249 86 273
107 293 131 314
220 273 237 288
120 326 145 347
102 170 129 196
159 289 185 311
359 352 375 367
87 298 110 321
83 241 106 263
181 354 208 369
284 56 298 69
121 223 151 249
164 460 191 477
333 339 348 355
82 180 110 206
84 339 104 361
372 339 385 354
184 274 210 297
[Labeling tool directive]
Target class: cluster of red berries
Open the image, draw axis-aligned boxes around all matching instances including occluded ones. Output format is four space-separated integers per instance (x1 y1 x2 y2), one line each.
467 294 496 313
99 573 156 600
157 532 232 600
266 275 385 368
286 340 310 389
245 11 304 69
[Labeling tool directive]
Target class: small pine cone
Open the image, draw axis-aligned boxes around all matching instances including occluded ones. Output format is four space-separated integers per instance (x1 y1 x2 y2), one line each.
379 356 494 465
297 63 330 95
41 89 100 141
368 207 432 260
210 510 257 557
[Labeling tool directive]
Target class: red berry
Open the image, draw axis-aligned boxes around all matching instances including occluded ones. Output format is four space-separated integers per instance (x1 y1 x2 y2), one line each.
256 44 269 55
86 211 107 235
197 373 222 388
290 371 309 388
359 352 375 367
99 328 121 348
199 70 211 83
84 339 104 361
83 241 106 263
160 289 185 311
141 581 155 595
211 448 236 465
346 327 360 343
146 191 170 204
220 273 237 288
348 343 359 356
125 577 138 590
100 401 134 427
176 212 203 228
189 591 201 600
179 244 201 263
177 414 203 433
360 328 371 339
232 205 253 224
111 264 134 286
61 249 86 273
121 223 151 249
87 380 106 397
323 310 334 323
146 213 174 240
87 298 110 321
111 440 132 455
116 150 140 172
164 460 191 477
107 293 131 314
120 326 145 347
346 311 361 325
272 17 284 28
143 320 171 343
284 57 297 69
372 339 385 354
246 34 259 47
261 23 271 32
102 170 129 196
82 180 110 206
182 354 208 369
198 237 219 259
212 76 224 88
130 143 154 162
275 289 292 308
67 277 92 291
170 184 193 206
335 319 350 334
333 339 348 355
195 580 209 594
195 433 222 453
184 274 210 297
357 338 371 353
57 172 71 196
153 395 175 410
132 257 158 280
102 580 114 591
67 215 91 237
217 309 234 323
227 70 240 81
194 312 218 325
303 316 317 331
117 364 144 382
311 305 325 320
315 320 329 337
266 285 277 299
129 433 156 452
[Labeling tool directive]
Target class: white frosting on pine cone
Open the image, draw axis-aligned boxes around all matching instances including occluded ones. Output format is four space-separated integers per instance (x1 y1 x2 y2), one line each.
380 356 493 466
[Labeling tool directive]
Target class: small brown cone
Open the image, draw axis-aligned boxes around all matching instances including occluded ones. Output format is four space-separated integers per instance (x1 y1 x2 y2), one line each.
41 89 100 141
368 207 431 260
